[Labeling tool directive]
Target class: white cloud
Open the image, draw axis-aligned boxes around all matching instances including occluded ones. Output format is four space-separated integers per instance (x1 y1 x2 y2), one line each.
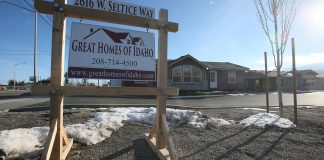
291 53 324 66
255 52 324 70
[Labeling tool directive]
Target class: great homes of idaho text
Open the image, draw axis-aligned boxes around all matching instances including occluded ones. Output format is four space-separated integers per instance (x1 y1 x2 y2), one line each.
71 40 154 58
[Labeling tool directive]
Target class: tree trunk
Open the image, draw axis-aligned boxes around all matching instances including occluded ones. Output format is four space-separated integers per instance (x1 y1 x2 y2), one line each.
274 14 284 117
277 69 284 117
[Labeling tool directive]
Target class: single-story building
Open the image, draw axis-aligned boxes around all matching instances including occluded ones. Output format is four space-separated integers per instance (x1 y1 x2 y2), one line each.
245 69 324 92
122 54 249 91
292 69 320 91
245 70 291 92
167 54 249 91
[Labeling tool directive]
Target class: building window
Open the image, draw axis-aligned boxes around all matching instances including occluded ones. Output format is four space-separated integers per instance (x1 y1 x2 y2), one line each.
303 76 315 87
228 71 236 84
210 72 215 82
193 66 202 82
172 66 182 83
171 65 202 83
183 65 192 83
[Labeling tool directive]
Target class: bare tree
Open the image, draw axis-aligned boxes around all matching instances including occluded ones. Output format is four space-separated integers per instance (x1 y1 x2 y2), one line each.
254 0 297 117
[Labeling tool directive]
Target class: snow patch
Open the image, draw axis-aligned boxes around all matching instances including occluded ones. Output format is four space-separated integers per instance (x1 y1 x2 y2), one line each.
0 127 49 159
240 108 267 111
298 106 314 109
0 107 232 158
240 113 296 128
228 93 256 96
208 118 231 126
65 111 124 145
239 108 278 113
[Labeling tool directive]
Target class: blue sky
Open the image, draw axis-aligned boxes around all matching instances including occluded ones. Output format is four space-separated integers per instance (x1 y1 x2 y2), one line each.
0 0 324 84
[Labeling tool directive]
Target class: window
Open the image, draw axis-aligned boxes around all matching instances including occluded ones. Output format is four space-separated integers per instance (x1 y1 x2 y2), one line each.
172 66 182 83
303 76 315 87
193 66 202 82
228 71 236 84
183 65 192 83
210 72 215 82
171 65 202 83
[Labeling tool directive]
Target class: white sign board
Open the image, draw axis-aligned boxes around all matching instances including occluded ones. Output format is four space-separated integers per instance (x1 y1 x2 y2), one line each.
72 0 155 19
68 22 155 81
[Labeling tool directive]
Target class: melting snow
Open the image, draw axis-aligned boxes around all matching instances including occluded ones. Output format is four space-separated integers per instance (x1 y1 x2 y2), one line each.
228 93 256 96
240 113 296 128
0 107 232 158
240 108 267 112
208 118 231 126
298 106 314 109
0 127 49 159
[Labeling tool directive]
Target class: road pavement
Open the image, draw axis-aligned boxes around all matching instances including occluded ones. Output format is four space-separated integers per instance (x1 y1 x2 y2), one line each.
0 97 49 110
62 92 324 108
1 92 324 111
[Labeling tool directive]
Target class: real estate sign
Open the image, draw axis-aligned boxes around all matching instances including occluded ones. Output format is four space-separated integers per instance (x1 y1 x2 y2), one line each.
72 0 155 19
68 22 155 81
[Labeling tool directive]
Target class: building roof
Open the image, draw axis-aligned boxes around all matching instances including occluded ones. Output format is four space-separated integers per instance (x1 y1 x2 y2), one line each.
168 54 209 68
246 70 290 79
168 54 249 71
202 62 249 71
294 69 318 76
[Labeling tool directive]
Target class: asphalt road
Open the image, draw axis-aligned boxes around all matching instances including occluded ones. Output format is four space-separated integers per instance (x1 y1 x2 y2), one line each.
62 92 324 108
0 97 50 110
2 92 323 111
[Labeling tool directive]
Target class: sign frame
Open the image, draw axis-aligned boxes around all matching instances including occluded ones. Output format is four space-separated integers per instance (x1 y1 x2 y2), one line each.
33 0 179 160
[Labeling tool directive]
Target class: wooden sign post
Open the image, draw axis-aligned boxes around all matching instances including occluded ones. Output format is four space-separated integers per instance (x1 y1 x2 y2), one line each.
145 9 178 160
33 0 179 160
291 38 298 124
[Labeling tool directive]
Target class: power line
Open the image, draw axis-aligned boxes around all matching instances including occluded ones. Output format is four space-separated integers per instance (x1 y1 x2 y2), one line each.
23 0 51 27
45 14 53 23
0 49 50 52
1 0 71 44
23 0 71 42
0 0 34 12
0 53 51 56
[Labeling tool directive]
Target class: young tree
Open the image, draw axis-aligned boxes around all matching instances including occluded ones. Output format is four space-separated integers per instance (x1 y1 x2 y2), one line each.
7 80 16 86
254 0 297 117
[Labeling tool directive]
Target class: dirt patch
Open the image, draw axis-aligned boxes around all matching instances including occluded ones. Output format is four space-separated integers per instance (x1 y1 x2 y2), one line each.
0 106 323 160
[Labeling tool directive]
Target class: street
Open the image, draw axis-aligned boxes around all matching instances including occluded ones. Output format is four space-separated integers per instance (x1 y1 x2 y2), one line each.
1 92 324 110
0 96 49 110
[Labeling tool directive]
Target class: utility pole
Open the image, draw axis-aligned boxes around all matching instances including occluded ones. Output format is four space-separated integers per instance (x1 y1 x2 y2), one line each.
34 2 37 85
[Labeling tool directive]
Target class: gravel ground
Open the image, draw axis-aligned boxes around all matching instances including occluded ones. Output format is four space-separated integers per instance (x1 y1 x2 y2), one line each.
0 106 323 160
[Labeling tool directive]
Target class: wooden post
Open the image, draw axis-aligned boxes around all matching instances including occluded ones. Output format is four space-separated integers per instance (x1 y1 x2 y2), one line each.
264 52 269 113
145 9 178 160
40 0 73 159
292 38 298 123
156 9 168 149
